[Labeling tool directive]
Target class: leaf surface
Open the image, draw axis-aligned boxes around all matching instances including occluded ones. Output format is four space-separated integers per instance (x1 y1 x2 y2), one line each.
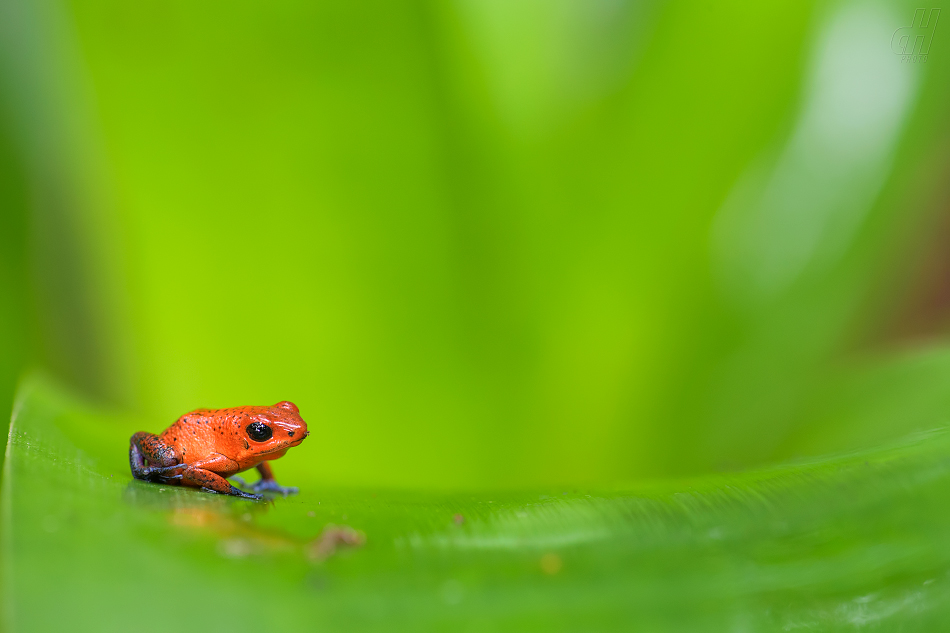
4 374 950 632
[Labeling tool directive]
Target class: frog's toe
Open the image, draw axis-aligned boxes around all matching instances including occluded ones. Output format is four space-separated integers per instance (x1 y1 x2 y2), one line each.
198 485 261 500
251 479 299 496
226 485 263 500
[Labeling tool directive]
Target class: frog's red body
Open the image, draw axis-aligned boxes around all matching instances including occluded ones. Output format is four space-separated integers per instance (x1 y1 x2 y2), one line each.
129 401 308 499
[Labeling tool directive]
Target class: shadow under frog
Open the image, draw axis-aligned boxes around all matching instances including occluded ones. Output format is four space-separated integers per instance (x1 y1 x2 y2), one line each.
121 481 365 567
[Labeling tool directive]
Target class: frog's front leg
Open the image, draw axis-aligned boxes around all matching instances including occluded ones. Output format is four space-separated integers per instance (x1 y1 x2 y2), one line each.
234 462 299 496
129 432 181 482
181 466 261 500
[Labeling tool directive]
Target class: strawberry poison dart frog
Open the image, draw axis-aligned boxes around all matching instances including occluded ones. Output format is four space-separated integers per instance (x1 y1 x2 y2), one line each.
129 401 308 500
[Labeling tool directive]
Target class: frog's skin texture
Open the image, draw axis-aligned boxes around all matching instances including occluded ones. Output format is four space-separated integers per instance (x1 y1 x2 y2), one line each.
129 401 309 500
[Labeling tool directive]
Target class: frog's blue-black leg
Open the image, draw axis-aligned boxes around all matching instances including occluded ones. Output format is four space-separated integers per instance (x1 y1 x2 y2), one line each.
249 462 299 496
230 463 298 495
182 466 261 500
129 432 181 482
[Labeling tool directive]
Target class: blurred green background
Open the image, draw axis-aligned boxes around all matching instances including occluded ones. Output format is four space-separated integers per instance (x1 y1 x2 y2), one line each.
2 0 950 490
9 1 950 631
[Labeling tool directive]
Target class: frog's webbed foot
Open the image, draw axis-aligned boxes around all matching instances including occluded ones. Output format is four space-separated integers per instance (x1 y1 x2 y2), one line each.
231 476 298 496
143 463 186 482
249 479 299 496
243 462 299 496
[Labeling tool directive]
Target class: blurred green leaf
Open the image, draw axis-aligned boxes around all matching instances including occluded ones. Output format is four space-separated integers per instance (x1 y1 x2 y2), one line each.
2 0 950 489
6 373 950 632
0 114 28 466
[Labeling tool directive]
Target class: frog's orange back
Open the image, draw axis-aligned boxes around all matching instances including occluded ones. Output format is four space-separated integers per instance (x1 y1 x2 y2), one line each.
159 401 308 471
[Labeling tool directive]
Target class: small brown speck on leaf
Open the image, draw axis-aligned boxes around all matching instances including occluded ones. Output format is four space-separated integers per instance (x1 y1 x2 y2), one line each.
307 525 365 562
453 514 464 525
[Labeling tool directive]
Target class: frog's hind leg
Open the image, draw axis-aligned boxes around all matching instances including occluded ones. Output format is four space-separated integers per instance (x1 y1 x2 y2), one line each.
181 466 261 500
129 432 180 482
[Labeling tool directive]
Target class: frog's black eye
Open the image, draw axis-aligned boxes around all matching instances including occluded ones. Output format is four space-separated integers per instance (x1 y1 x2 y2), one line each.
245 422 272 442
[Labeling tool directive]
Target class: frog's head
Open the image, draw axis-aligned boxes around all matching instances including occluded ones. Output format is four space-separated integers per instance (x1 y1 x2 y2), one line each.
240 401 309 460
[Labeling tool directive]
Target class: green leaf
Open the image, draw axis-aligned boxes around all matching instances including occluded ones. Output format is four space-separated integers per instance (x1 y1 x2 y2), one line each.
5 373 950 632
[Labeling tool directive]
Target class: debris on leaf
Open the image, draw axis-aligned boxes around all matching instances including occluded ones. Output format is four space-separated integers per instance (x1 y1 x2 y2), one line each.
307 524 365 562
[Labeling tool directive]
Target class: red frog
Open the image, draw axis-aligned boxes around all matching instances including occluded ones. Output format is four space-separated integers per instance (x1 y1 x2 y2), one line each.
129 401 309 500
